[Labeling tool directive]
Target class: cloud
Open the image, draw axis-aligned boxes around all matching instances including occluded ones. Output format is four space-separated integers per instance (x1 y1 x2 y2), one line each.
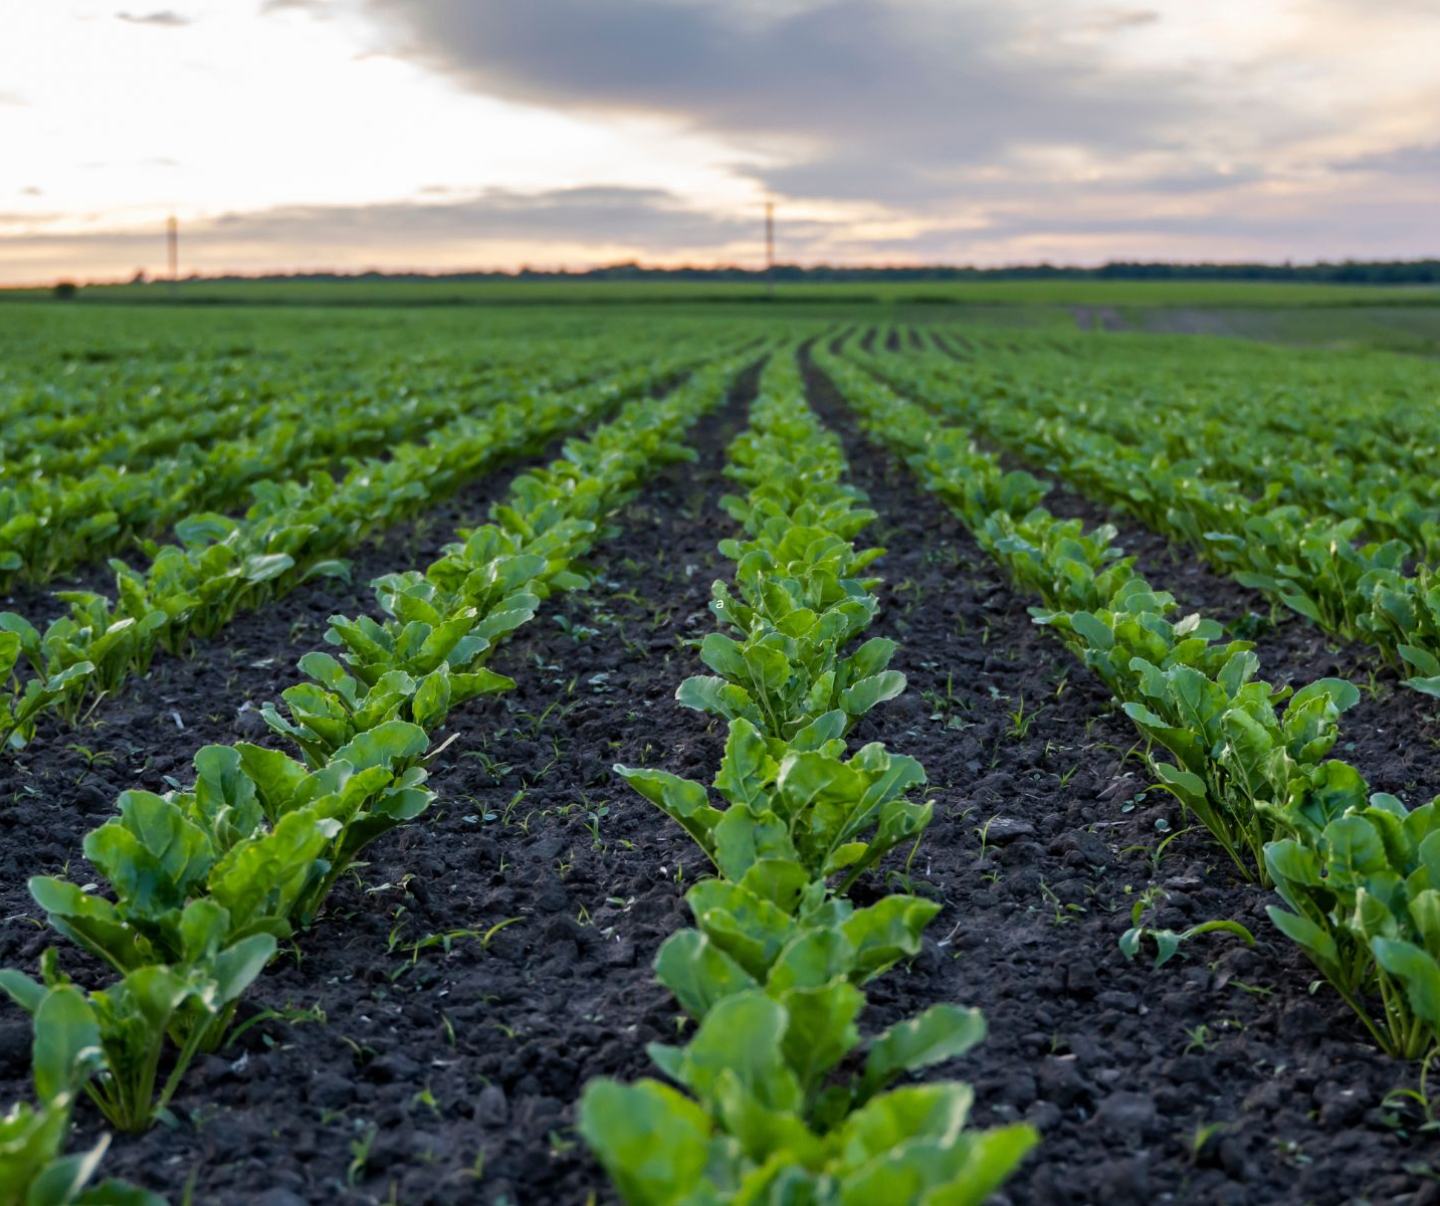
1087 8 1161 29
14 0 1440 276
360 0 1198 206
0 186 790 266
1335 143 1440 177
258 0 328 13
116 10 191 26
205 186 763 247
6 171 1435 282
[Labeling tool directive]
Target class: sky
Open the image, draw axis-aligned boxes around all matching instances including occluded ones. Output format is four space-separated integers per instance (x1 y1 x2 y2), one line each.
1 0 1437 283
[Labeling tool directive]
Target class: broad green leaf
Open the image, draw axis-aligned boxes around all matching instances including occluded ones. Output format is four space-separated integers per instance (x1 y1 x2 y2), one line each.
578 1078 713 1205
654 929 758 1020
859 1004 987 1101
32 986 101 1103
1372 937 1440 1027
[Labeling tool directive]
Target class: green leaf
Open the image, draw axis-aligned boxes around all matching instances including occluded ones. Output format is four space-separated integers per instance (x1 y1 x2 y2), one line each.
712 719 776 815
712 806 796 882
766 927 857 994
31 986 101 1103
211 935 278 1006
648 990 800 1113
578 1078 712 1205
776 980 863 1091
859 1004 987 1101
835 1082 972 1171
1152 762 1207 805
1266 905 1340 971
332 720 428 772
0 968 46 1016
28 1139 114 1206
686 879 798 981
241 553 294 585
839 671 907 719
654 929 758 1021
841 895 942 979
616 766 722 863
28 879 145 974
675 675 759 724
1068 612 1114 650
1372 938 1440 1028
83 792 214 923
1290 677 1360 713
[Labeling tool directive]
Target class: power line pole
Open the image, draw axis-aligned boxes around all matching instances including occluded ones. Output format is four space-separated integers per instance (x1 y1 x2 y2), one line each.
765 200 775 299
166 214 179 295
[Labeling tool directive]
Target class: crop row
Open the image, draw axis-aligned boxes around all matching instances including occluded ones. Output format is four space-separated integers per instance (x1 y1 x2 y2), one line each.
851 337 1440 697
936 326 1440 491
0 330 632 481
926 329 1440 557
0 350 756 1202
579 346 1035 1203
919 328 1440 561
0 328 730 587
0 306 632 450
0 336 761 754
819 343 1440 1064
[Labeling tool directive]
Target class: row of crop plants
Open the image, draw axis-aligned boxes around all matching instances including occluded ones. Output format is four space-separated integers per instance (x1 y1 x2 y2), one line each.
850 335 1440 699
1 336 609 585
0 328 619 481
818 342 1440 1067
0 349 758 1201
0 310 715 474
0 332 768 754
910 324 1436 542
578 347 1035 1202
922 327 1440 558
0 319 760 586
935 326 1440 513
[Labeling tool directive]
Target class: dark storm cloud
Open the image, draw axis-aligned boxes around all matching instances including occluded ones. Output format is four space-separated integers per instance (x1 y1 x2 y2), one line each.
360 0 1192 202
116 10 192 26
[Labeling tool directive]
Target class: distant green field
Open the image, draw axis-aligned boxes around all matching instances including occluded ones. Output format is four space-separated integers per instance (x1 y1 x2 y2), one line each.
6 276 1440 309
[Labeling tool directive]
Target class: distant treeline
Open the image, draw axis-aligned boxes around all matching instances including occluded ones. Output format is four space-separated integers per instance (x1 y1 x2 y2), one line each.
156 258 1440 286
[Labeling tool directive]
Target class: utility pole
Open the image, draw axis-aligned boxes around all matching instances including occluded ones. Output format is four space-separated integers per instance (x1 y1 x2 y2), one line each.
166 214 179 295
765 200 775 299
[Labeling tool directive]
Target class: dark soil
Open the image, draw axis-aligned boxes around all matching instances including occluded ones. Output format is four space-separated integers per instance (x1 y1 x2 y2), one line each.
805 351 1440 1205
0 373 754 1203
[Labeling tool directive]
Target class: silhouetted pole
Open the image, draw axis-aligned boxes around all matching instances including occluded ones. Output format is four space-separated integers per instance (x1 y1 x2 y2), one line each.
765 200 775 299
166 215 178 296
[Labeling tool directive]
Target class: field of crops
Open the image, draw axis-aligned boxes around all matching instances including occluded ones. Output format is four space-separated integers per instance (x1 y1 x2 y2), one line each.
5 299 1440 1204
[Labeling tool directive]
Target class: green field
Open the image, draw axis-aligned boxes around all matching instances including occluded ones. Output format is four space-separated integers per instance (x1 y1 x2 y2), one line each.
6 299 1440 1202
7 275 1440 309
